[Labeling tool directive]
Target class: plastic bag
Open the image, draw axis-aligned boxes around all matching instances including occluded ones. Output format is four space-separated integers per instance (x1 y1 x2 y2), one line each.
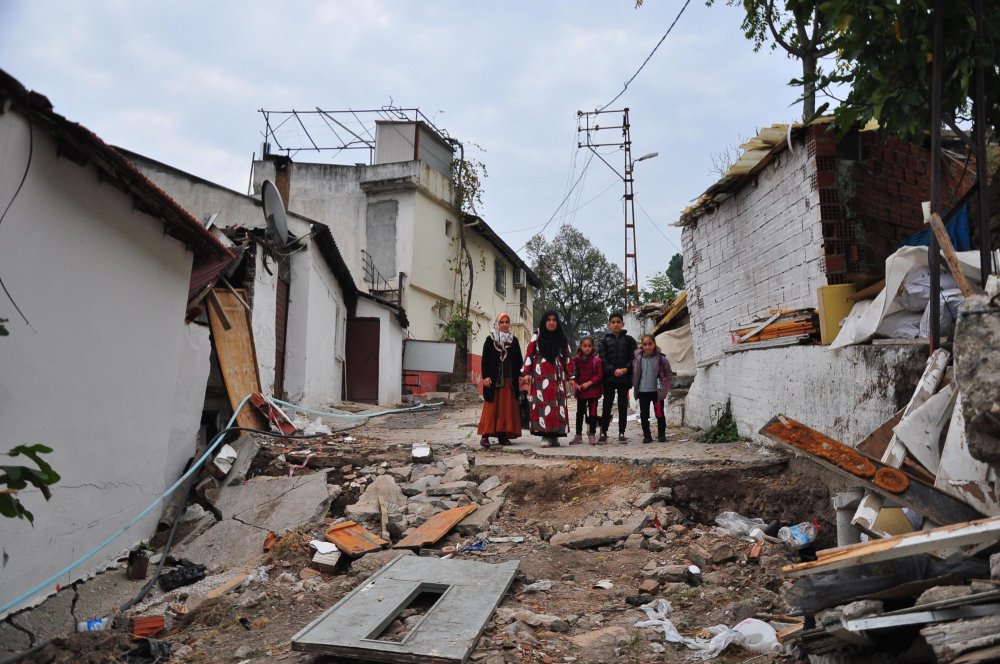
634 599 754 660
713 511 767 541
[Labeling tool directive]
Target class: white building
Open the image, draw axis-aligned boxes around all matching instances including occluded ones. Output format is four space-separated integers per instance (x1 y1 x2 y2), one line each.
252 120 538 392
123 151 406 406
0 70 232 617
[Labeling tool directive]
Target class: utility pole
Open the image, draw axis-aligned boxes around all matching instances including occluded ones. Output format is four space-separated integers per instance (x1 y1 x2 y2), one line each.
578 108 655 310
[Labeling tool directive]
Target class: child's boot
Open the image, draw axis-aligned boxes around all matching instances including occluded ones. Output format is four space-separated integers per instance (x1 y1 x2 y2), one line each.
569 433 583 445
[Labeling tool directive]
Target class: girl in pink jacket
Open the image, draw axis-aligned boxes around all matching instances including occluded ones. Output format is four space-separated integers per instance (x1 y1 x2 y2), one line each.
569 337 603 445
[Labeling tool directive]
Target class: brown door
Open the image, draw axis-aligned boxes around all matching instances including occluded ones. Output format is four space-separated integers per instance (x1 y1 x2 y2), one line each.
274 274 290 398
346 318 380 403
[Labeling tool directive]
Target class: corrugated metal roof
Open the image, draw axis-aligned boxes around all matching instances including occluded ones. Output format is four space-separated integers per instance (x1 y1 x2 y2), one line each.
673 119 835 228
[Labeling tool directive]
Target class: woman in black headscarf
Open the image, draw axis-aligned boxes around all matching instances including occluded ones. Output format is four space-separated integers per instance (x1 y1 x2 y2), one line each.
519 311 574 446
477 313 523 449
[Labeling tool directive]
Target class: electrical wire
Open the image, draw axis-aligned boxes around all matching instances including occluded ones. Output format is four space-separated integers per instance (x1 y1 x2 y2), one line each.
635 199 682 252
517 150 596 252
599 0 694 111
0 117 35 330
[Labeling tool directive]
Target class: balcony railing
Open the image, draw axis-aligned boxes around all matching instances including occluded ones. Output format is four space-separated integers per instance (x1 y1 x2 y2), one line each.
361 250 399 304
507 302 532 330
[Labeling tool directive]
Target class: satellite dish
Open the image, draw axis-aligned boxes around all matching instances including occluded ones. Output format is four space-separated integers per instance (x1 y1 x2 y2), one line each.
261 180 289 247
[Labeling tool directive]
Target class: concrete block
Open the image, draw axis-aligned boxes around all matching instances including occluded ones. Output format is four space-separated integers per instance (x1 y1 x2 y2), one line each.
549 515 649 549
345 475 406 521
454 499 504 536
222 435 260 486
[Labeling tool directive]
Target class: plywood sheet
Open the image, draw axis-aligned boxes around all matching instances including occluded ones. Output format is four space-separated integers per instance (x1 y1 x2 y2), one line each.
325 521 389 557
207 288 267 430
291 555 519 663
394 505 477 550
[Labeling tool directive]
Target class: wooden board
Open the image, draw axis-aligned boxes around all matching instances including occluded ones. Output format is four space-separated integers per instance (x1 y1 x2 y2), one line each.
857 410 936 484
782 515 1000 578
394 505 478 550
325 521 388 557
759 416 983 527
207 288 267 430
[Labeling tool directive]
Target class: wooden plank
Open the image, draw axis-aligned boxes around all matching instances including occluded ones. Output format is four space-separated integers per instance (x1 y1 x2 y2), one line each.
759 416 983 528
206 572 250 599
207 288 267 430
857 410 936 485
929 212 982 298
325 521 388 557
852 348 951 535
206 289 232 330
845 603 1000 631
724 334 811 353
394 505 478 550
781 515 1000 578
776 623 804 644
652 291 687 334
378 496 390 541
848 279 886 301
737 311 781 343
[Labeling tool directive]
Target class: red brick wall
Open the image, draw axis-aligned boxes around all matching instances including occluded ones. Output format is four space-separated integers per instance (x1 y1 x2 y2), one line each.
809 125 977 284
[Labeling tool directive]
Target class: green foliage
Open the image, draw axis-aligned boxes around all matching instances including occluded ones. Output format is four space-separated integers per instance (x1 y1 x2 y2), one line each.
704 0 836 119
439 312 474 344
526 225 625 344
702 400 740 443
640 271 676 304
815 0 1000 142
451 143 488 216
666 253 685 290
1 444 60 524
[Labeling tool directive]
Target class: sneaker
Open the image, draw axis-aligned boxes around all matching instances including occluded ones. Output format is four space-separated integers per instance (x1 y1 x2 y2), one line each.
618 434 627 444
588 434 597 445
480 436 490 449
569 434 583 445
598 432 608 443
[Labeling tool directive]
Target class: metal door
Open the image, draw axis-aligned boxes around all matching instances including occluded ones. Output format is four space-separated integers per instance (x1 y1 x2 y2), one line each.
346 318 380 403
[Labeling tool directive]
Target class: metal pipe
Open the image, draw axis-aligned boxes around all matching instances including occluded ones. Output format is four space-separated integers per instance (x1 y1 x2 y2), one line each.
929 0 943 349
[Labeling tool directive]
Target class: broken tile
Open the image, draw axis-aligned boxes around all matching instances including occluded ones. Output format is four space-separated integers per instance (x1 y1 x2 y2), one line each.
345 475 406 521
325 521 388 557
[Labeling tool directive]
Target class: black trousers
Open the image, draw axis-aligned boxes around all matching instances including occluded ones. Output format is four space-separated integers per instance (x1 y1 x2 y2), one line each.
575 397 599 434
600 384 630 434
637 391 666 437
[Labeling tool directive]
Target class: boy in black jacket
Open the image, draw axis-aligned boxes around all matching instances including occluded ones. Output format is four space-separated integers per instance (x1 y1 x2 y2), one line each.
597 312 638 443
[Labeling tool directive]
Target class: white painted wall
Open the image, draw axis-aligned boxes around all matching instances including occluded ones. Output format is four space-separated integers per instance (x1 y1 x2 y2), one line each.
0 112 197 616
682 141 827 364
164 323 213 486
356 298 404 404
685 345 928 447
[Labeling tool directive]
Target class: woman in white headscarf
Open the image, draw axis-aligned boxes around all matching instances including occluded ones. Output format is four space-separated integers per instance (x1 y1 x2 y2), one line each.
477 313 523 449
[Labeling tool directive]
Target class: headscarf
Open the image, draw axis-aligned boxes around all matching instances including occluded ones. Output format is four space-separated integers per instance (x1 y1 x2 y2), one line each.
490 314 514 360
536 310 568 363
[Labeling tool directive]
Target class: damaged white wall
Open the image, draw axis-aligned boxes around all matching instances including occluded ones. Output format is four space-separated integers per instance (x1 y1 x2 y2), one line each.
685 345 929 447
682 141 827 364
0 112 203 616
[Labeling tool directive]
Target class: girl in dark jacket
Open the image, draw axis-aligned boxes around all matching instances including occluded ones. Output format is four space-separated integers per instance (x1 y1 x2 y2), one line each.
632 334 671 444
477 314 523 448
569 337 603 445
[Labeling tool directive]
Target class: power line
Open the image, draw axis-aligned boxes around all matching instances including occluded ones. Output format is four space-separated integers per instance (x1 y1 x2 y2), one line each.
517 150 595 252
599 0 693 111
635 199 682 253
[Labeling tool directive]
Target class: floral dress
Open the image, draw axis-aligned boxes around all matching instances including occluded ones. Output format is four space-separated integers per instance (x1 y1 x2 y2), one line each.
522 332 571 435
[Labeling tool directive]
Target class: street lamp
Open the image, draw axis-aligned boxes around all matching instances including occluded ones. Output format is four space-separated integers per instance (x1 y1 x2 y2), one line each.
634 151 659 164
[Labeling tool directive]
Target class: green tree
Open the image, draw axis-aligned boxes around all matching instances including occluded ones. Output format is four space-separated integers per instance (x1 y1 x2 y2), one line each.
666 253 685 290
814 1 1000 141
705 0 836 120
526 225 625 344
640 271 676 304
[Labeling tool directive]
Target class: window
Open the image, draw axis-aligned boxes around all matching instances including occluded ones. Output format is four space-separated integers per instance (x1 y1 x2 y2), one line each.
494 258 506 296
445 219 453 237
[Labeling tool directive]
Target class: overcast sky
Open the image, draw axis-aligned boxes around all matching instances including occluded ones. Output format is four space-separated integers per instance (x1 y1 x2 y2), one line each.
0 1 807 286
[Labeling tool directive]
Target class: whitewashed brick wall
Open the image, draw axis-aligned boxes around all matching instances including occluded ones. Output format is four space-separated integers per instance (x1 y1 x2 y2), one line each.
682 142 827 364
686 344 928 447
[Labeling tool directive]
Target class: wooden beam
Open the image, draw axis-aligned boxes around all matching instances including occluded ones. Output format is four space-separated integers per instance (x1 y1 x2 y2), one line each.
848 279 887 302
206 289 232 331
782 515 1000 578
738 311 781 343
928 212 983 298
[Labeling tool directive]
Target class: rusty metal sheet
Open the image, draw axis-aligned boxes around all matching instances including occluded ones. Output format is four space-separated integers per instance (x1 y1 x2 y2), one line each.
394 506 477 550
759 416 983 526
325 521 388 557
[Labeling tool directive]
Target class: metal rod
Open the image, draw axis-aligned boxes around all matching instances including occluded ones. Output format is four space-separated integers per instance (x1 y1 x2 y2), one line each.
973 0 991 284
929 0 943 350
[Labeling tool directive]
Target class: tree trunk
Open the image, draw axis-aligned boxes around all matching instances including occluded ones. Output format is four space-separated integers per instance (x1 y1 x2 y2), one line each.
801 52 816 121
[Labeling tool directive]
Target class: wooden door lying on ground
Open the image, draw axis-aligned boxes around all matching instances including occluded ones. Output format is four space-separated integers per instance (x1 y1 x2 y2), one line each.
345 318 379 403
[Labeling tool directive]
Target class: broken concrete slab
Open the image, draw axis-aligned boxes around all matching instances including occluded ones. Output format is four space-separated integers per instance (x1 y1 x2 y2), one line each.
410 464 445 482
549 515 649 549
293 556 518 662
387 465 413 481
634 492 657 508
205 471 332 533
443 453 470 470
9 587 76 646
344 475 406 522
0 620 31 657
401 475 442 496
623 533 645 550
175 519 270 572
221 435 260 486
478 475 501 494
454 499 504 536
441 465 470 483
426 481 484 501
